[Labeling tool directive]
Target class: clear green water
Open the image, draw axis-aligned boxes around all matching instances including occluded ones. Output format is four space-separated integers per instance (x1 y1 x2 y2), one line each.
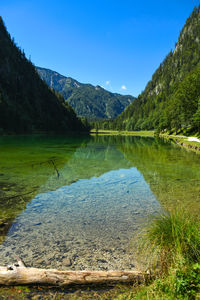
0 135 199 270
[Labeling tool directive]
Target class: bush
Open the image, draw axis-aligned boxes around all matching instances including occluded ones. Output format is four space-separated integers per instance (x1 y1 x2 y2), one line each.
174 263 200 297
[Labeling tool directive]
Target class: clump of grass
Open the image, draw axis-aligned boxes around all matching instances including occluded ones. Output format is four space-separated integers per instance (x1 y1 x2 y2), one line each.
133 209 200 299
145 209 200 273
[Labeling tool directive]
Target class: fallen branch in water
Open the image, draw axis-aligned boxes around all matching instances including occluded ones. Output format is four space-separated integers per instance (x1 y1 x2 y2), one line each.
49 159 60 178
32 158 60 178
0 258 148 287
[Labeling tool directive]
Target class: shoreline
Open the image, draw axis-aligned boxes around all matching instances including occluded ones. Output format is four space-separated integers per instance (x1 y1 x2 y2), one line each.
90 129 155 136
90 129 200 153
160 134 200 153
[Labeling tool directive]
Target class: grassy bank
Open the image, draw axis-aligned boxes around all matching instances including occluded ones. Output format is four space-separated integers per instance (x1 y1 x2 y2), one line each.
90 129 155 136
161 134 200 154
135 209 200 299
90 128 200 154
117 209 200 300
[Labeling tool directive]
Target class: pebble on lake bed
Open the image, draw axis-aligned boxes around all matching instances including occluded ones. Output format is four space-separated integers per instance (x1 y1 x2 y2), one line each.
63 258 72 266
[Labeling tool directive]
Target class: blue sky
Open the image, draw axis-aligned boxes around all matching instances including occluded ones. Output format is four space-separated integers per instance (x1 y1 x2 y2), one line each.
0 0 200 96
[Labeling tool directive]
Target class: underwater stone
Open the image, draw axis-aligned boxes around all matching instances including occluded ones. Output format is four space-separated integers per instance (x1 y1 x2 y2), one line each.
63 258 72 266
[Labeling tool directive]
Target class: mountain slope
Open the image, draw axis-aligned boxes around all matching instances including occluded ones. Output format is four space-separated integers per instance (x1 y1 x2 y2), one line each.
37 67 134 120
0 17 86 134
114 5 200 133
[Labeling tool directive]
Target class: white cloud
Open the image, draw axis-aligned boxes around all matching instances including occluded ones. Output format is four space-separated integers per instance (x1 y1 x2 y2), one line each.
104 80 113 91
121 85 127 90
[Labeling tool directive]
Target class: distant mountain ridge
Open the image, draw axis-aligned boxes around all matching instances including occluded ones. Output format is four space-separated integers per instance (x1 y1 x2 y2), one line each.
0 17 86 134
36 67 135 120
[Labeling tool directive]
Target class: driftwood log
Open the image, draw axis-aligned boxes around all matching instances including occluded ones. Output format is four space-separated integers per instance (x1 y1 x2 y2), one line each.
0 258 147 287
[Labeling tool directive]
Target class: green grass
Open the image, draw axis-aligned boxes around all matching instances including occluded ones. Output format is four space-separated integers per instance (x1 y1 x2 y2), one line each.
133 209 200 299
146 210 200 269
160 134 200 154
177 138 200 147
90 129 155 136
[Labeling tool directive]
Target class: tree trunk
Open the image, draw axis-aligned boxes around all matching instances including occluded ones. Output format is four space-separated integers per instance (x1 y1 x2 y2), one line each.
0 259 147 287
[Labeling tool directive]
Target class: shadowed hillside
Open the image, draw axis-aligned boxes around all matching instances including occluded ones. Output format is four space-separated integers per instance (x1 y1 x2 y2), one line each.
0 17 87 134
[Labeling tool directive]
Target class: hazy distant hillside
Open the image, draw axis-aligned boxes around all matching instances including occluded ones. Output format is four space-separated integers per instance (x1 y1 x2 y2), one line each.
111 5 200 134
37 67 135 120
0 17 86 134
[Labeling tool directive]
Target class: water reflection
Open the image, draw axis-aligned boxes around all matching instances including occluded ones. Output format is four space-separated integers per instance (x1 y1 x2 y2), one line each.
0 168 159 270
0 135 88 242
0 134 199 269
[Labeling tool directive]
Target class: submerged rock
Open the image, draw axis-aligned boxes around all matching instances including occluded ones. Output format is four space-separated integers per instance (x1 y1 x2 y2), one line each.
63 258 72 266
97 259 107 263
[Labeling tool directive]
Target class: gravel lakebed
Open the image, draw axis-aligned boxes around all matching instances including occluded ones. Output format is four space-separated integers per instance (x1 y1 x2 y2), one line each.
0 168 160 271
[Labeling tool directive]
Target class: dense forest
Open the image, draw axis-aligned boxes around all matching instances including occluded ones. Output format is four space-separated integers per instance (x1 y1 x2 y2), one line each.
37 67 134 120
97 6 200 134
0 18 87 134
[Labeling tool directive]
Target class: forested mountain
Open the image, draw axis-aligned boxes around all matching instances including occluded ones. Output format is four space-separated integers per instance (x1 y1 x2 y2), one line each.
0 17 87 134
37 67 134 120
110 5 200 134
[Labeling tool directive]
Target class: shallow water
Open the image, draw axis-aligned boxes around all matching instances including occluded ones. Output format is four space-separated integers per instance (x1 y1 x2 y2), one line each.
0 135 199 270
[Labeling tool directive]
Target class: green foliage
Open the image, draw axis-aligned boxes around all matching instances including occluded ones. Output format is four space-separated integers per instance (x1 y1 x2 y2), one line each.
135 210 200 299
174 264 200 297
193 99 200 132
136 264 200 299
128 210 200 300
166 64 200 133
37 67 135 120
0 18 87 134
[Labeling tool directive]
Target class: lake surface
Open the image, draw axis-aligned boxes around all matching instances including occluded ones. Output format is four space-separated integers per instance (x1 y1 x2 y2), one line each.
0 135 199 270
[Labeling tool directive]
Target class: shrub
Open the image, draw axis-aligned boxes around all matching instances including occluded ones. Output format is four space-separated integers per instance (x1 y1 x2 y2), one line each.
174 263 200 297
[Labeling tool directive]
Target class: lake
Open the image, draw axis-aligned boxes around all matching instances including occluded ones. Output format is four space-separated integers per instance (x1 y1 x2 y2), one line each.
0 135 199 270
